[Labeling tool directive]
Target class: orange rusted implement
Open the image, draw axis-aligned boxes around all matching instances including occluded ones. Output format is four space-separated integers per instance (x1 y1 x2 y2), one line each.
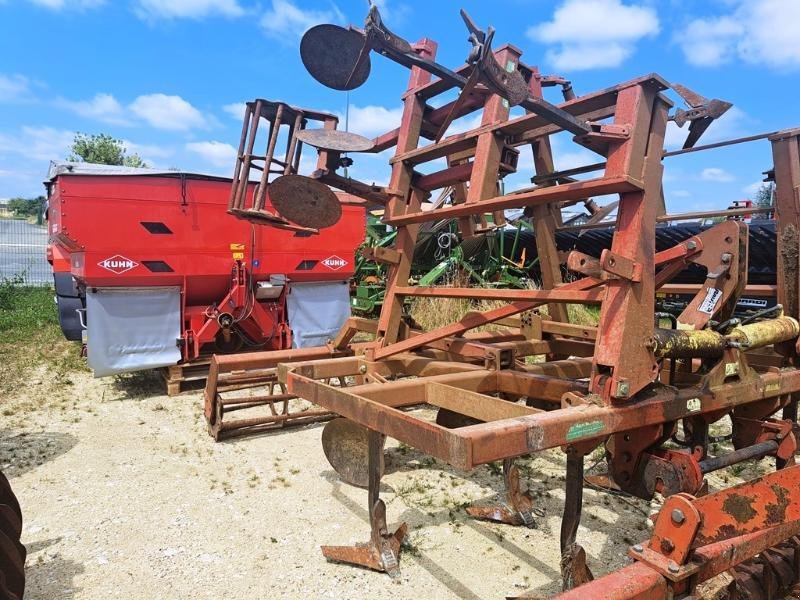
204 5 800 598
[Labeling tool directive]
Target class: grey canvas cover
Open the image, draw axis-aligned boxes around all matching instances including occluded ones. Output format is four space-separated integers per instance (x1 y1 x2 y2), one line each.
287 281 351 348
86 287 181 376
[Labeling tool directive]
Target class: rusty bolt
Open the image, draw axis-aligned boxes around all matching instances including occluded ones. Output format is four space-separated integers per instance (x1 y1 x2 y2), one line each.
359 364 367 374
721 253 732 264
686 240 697 250
671 508 685 524
668 561 680 574
660 538 675 553
632 544 643 553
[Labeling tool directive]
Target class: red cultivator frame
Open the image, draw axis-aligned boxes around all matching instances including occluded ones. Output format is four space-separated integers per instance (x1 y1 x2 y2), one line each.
205 6 800 597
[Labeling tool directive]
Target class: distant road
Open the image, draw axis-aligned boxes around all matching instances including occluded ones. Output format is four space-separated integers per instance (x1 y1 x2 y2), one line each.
0 218 50 285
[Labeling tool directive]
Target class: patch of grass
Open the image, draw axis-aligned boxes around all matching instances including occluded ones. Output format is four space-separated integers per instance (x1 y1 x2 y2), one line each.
0 282 86 394
0 280 58 335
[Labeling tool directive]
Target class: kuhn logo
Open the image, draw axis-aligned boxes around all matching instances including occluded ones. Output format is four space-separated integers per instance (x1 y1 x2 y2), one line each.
98 255 139 274
321 255 348 270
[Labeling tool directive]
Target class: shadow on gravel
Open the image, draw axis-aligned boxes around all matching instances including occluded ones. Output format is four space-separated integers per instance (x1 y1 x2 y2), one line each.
24 537 85 600
0 430 77 478
110 370 165 400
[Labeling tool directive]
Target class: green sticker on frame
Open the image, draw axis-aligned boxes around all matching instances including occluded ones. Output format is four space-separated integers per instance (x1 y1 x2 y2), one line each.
566 420 605 441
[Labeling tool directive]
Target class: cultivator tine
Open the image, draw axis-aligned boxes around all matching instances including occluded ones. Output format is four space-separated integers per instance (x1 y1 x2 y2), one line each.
322 430 407 576
459 10 528 106
435 9 528 142
467 458 538 526
559 448 593 591
670 82 733 149
321 516 407 576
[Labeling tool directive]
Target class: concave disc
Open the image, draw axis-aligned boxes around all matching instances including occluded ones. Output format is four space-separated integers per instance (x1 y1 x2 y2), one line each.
321 417 384 488
269 175 342 229
300 24 370 91
296 129 375 152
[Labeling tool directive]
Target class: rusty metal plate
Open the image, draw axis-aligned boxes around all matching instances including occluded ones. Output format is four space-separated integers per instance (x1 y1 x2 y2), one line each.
300 25 370 91
321 417 384 488
296 128 375 152
269 175 341 229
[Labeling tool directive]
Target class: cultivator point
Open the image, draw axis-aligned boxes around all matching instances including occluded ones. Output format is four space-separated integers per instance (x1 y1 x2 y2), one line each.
204 4 800 596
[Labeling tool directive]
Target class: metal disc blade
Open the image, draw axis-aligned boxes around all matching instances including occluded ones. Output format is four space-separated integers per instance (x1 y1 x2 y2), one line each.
269 175 342 229
300 25 370 91
296 129 375 152
321 417 384 488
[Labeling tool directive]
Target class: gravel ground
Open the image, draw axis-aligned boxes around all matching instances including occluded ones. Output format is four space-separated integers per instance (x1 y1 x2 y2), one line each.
0 367 767 599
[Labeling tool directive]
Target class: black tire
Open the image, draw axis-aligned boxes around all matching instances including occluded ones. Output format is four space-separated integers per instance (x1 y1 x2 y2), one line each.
53 272 85 341
0 472 25 600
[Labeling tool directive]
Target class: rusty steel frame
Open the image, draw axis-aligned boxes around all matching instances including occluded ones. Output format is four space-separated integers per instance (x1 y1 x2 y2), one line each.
206 9 800 598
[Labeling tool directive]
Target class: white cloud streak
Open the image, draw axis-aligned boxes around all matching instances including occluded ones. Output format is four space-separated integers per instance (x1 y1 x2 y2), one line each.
185 141 237 168
27 0 104 9
0 74 33 103
133 0 244 19
260 0 344 42
56 93 131 125
528 0 659 70
676 0 800 69
700 167 735 183
129 94 207 131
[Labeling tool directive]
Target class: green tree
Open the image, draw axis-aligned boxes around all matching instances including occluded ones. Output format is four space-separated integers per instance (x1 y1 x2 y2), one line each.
753 182 775 208
68 133 148 167
7 196 45 219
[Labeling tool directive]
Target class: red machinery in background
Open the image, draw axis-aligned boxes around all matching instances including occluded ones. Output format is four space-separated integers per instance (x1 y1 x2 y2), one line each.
46 162 364 378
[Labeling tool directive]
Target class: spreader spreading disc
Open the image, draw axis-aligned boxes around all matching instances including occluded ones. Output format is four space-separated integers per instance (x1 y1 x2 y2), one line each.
321 417 384 488
268 174 341 229
300 24 371 91
296 128 375 152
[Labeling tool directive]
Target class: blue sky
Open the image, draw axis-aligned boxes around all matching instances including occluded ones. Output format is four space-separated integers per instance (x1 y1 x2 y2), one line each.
0 0 798 214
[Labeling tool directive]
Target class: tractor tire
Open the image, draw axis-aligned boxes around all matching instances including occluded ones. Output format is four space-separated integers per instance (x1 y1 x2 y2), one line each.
0 471 25 600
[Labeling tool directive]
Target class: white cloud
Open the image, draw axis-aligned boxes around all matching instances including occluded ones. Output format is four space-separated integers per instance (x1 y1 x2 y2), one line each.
57 92 210 131
0 126 75 161
57 93 131 125
370 0 410 25
27 0 104 9
185 141 237 168
260 0 344 42
130 94 207 131
0 74 33 103
672 190 691 198
222 102 247 121
676 0 800 69
527 0 659 70
700 167 734 182
742 181 765 197
121 140 173 164
675 17 742 67
133 0 243 19
340 105 403 138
